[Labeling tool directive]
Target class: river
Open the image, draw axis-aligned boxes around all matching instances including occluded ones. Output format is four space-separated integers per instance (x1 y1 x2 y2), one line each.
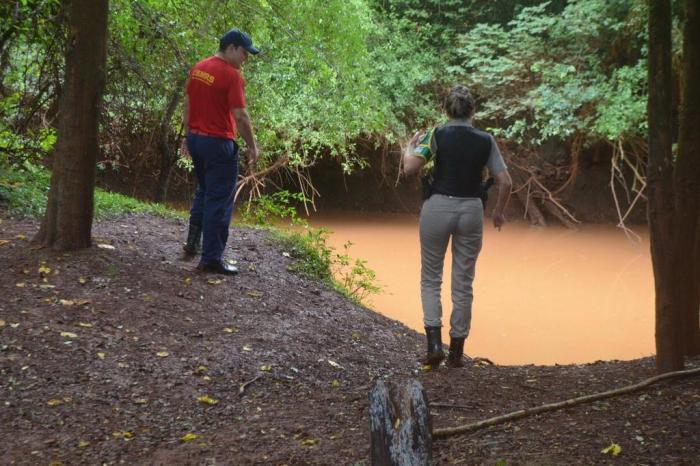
300 211 654 366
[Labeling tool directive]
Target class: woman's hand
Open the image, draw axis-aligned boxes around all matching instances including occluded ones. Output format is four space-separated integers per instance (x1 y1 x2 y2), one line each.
493 212 506 231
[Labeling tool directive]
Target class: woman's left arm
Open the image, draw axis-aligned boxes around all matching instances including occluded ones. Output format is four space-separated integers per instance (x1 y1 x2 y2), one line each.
402 131 427 176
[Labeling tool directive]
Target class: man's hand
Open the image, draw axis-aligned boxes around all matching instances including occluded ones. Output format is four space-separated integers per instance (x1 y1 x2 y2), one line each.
493 212 506 231
245 146 258 173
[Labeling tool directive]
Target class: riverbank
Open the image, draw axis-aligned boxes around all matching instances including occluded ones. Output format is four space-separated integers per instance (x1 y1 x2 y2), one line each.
1 214 698 464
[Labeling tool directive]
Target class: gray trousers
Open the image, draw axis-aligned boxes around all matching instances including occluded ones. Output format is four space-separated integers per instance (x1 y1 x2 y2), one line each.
419 195 483 338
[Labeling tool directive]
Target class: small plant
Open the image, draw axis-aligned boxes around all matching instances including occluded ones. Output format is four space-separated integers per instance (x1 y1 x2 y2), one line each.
332 241 381 303
276 227 381 305
239 191 307 227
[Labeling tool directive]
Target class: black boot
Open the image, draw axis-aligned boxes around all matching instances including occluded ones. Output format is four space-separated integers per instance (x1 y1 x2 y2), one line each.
183 223 202 256
422 326 445 368
447 337 466 368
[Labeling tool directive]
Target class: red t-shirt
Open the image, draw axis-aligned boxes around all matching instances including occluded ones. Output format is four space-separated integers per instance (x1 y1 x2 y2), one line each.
186 56 246 140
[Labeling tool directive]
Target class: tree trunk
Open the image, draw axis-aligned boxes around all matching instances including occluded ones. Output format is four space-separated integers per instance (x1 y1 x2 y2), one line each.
676 0 700 356
369 379 432 465
647 0 684 373
34 0 108 250
154 78 186 203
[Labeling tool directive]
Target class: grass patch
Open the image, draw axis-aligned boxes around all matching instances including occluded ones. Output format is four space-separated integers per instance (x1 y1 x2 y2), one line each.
0 162 182 220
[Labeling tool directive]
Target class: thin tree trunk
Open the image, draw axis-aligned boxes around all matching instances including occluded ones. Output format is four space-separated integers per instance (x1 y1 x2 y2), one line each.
154 77 186 203
647 0 684 372
34 0 108 250
676 0 700 356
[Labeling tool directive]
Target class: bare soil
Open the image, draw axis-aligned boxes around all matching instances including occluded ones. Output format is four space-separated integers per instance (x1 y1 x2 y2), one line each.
1 213 698 465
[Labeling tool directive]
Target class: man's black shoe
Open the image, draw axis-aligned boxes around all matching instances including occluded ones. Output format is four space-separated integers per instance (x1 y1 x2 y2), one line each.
197 261 239 275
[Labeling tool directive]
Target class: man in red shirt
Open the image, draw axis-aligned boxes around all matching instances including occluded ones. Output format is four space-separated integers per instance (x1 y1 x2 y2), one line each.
182 28 259 274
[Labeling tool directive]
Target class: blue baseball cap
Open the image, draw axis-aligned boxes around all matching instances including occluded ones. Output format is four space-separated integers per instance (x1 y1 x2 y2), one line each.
219 28 260 55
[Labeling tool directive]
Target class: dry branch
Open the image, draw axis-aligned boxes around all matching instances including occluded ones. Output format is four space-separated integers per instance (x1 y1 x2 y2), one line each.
432 367 700 439
238 374 262 396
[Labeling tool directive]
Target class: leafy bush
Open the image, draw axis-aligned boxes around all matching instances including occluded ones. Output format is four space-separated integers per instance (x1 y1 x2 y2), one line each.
274 227 381 304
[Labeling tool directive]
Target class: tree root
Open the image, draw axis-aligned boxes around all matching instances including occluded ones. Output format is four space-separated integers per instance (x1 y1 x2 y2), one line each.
432 366 700 439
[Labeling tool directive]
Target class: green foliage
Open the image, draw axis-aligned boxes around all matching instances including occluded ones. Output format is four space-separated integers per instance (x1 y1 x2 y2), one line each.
0 160 51 217
93 190 180 220
333 241 381 303
453 0 649 146
277 227 334 282
239 191 307 226
0 162 180 220
275 227 381 304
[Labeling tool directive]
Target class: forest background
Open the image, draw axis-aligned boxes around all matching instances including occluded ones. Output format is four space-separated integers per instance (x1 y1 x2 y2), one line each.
0 0 666 228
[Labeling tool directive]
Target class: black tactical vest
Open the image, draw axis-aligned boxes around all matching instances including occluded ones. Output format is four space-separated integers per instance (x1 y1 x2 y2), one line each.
431 125 492 198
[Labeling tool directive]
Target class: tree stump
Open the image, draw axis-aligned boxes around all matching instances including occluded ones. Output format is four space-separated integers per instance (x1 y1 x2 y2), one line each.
368 379 432 465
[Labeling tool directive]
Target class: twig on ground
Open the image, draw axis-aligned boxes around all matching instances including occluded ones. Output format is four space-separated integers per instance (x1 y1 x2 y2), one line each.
430 402 477 410
432 367 700 439
238 374 262 396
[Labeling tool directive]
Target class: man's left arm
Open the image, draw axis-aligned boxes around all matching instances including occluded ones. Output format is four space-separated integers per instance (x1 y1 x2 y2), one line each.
232 107 258 170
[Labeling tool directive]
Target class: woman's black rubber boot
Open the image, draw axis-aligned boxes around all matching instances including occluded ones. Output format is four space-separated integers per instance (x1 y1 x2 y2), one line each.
447 337 466 368
183 223 202 256
423 326 445 368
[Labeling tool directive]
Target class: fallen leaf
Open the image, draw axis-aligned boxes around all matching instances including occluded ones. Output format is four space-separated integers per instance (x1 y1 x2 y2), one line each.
246 290 263 298
260 365 272 372
223 327 238 333
60 299 75 306
76 299 91 306
77 440 90 448
97 244 116 250
180 433 199 442
15 234 26 240
601 443 622 457
97 352 106 360
184 277 192 285
60 331 77 339
156 351 170 358
38 264 51 276
47 399 64 407
133 398 148 405
195 365 208 374
327 359 344 370
0 320 5 327
15 282 26 288
301 438 318 447
207 278 222 285
0 239 10 247
331 379 340 388
394 418 401 430
39 284 55 289
351 332 361 341
242 345 252 352
77 322 93 328
78 277 88 285
197 395 219 405
112 431 134 440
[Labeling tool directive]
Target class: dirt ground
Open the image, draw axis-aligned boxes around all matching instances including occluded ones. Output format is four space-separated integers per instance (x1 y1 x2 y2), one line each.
1 213 698 465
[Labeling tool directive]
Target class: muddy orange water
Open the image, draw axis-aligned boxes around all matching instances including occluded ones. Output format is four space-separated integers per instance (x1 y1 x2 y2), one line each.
297 211 654 366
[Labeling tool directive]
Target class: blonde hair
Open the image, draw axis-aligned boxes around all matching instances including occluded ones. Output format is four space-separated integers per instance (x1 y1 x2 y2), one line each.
444 85 475 119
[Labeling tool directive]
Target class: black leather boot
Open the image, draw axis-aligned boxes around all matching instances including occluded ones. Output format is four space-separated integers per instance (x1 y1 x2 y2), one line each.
447 337 466 368
422 326 445 368
183 223 202 256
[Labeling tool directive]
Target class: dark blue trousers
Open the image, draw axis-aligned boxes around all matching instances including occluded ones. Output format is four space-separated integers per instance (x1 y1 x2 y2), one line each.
186 133 239 265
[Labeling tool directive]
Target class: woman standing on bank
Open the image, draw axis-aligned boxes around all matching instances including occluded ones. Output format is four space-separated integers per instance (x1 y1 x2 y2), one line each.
403 85 512 368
